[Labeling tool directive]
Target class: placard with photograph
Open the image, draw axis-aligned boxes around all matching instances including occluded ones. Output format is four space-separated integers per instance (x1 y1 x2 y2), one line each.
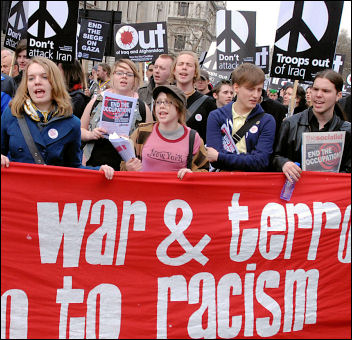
99 92 137 136
302 131 346 172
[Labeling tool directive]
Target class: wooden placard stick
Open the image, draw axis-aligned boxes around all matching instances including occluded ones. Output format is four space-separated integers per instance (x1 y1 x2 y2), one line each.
288 79 299 116
81 59 88 90
9 53 16 77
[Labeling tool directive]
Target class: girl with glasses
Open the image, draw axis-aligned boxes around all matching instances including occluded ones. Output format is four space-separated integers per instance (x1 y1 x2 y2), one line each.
122 85 208 179
80 59 153 170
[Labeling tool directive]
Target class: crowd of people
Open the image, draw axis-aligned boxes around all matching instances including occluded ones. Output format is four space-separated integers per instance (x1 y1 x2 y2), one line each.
1 39 351 182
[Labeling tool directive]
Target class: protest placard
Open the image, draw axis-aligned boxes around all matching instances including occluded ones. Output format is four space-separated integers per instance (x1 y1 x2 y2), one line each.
256 46 270 74
216 10 256 71
77 18 109 61
201 41 231 86
99 92 137 136
302 131 346 172
4 1 28 50
26 1 79 63
270 1 344 82
114 22 168 62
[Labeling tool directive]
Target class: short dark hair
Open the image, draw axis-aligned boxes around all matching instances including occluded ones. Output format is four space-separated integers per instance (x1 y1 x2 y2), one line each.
15 39 27 58
314 69 343 93
213 79 232 95
231 63 265 87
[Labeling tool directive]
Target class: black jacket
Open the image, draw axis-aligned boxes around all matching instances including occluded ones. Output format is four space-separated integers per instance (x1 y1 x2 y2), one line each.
69 89 90 119
273 108 351 173
186 90 217 143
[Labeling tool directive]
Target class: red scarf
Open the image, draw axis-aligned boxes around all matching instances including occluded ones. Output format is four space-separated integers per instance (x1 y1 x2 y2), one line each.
69 83 82 92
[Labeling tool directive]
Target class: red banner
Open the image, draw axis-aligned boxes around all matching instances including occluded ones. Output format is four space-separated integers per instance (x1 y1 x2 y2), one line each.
1 163 351 339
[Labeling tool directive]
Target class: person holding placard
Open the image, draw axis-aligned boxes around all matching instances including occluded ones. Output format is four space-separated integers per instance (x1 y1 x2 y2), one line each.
206 63 276 172
81 59 153 170
273 69 351 181
1 56 114 179
122 85 208 179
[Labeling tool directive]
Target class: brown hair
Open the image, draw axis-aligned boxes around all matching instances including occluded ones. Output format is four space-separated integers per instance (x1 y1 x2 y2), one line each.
112 59 140 91
170 50 200 84
153 92 187 125
98 62 111 76
213 79 232 95
231 63 265 87
15 39 27 58
314 69 343 93
60 59 84 90
10 57 73 118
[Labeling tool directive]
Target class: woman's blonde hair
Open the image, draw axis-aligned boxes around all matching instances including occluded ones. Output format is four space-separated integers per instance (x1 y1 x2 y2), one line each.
170 50 200 84
10 56 72 118
112 59 140 91
153 92 187 125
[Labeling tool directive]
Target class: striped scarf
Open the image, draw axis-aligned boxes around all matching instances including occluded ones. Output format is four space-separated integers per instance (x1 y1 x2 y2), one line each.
23 99 58 123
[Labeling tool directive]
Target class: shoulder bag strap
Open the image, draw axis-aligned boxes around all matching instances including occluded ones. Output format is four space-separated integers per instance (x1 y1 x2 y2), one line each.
138 98 146 123
17 117 45 164
187 129 196 169
232 112 265 143
186 95 208 121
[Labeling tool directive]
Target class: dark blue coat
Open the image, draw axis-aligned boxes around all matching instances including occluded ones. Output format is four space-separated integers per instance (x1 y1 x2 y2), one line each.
206 102 276 171
1 106 86 167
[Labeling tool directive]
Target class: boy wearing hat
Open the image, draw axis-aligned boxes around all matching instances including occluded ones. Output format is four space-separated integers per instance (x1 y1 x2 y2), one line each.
195 69 213 96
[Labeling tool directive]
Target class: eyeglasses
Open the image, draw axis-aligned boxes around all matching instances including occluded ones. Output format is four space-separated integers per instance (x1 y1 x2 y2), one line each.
155 100 174 107
113 71 135 78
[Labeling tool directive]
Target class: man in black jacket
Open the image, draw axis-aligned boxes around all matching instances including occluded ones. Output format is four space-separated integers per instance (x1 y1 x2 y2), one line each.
273 70 351 182
172 51 217 143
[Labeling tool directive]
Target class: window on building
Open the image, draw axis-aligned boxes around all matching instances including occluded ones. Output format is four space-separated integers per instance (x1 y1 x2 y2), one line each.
174 35 186 51
178 2 189 16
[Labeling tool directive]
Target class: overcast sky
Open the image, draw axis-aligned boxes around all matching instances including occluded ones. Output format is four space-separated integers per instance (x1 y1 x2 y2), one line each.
226 1 351 47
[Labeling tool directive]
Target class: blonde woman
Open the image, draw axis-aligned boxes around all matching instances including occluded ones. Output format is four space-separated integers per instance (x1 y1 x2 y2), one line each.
1 56 114 179
81 59 153 170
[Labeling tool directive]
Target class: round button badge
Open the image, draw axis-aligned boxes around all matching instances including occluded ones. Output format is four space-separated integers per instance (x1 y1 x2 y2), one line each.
195 114 202 122
249 125 258 134
48 128 58 139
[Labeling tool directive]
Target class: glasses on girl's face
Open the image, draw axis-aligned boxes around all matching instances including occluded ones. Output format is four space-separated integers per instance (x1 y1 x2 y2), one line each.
113 71 134 78
155 100 173 107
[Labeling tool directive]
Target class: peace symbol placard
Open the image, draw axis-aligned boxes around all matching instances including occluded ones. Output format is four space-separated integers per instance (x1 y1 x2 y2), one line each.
270 1 344 81
26 1 79 63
